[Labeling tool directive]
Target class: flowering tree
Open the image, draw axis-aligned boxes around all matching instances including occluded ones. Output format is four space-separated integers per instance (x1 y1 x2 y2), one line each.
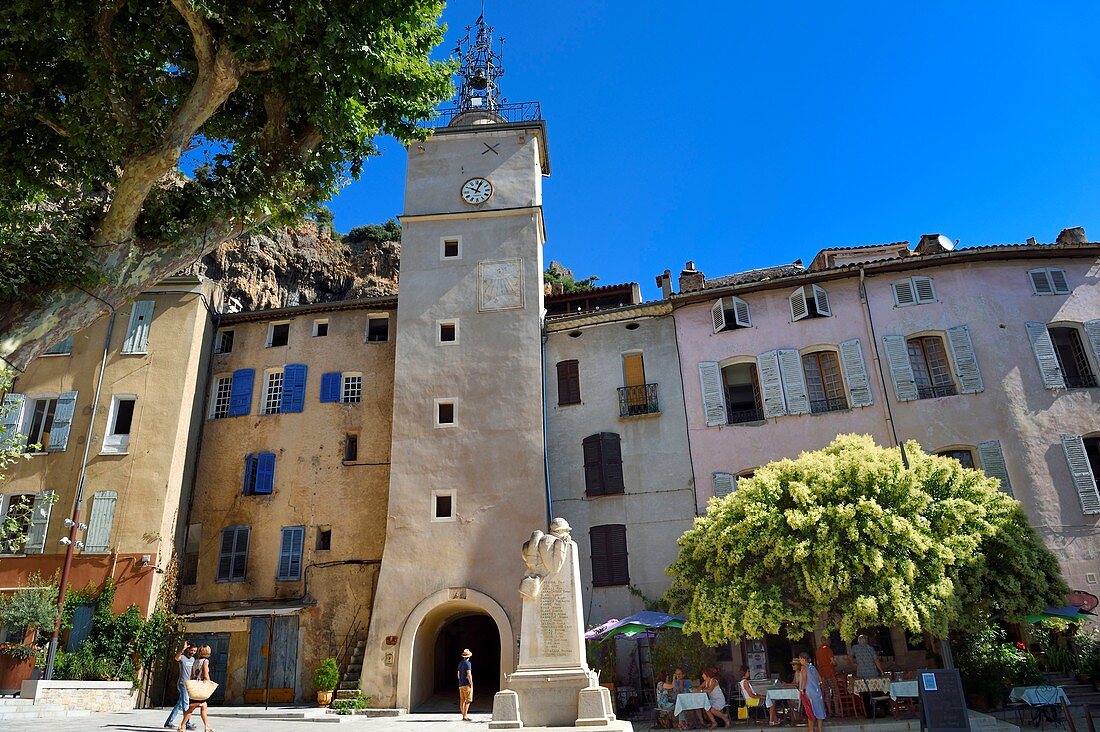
667 434 1067 646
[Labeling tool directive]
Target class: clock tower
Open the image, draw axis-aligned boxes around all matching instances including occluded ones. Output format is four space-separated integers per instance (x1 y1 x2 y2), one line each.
360 13 552 711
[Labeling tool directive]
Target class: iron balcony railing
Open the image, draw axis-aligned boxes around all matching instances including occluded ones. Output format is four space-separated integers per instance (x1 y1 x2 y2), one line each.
810 397 849 414
1066 373 1099 389
430 101 543 128
916 383 958 400
618 384 660 417
727 405 764 424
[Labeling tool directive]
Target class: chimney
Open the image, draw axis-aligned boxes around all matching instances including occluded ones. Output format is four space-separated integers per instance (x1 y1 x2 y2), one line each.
1056 227 1087 246
1026 237 1038 246
915 233 955 255
678 261 705 293
655 269 673 299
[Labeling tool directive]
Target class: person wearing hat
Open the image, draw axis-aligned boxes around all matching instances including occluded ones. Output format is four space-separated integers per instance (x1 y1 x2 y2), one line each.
457 648 474 721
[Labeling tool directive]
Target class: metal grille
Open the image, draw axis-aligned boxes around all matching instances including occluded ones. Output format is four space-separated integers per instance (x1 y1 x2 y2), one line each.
1051 327 1098 388
342 375 363 404
908 336 957 399
803 352 848 413
617 383 660 417
727 406 765 424
430 101 542 128
212 377 232 419
263 372 284 415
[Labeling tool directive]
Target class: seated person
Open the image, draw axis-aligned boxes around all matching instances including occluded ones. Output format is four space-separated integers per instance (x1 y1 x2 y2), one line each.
739 665 763 710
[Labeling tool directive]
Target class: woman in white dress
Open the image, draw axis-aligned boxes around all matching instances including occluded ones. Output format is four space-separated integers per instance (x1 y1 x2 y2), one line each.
698 667 730 730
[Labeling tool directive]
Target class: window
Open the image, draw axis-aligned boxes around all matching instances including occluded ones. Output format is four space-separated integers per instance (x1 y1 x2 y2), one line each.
0 494 34 554
556 360 581 405
433 489 456 522
84 490 117 552
213 330 234 354
276 526 305 581
210 376 233 419
590 524 629 587
102 396 136 454
121 300 155 354
262 370 284 415
182 524 201 585
242 453 276 495
892 276 936 307
582 432 625 496
711 296 751 332
43 337 73 356
366 315 390 342
906 336 957 399
1029 267 1070 295
721 363 763 424
619 353 658 416
344 434 359 462
24 397 58 452
438 320 458 344
436 399 456 427
313 319 329 337
217 525 250 582
316 527 332 551
802 351 848 413
1049 327 1097 388
789 285 831 321
441 237 461 259
267 322 290 348
937 449 975 469
1062 434 1100 514
342 374 362 403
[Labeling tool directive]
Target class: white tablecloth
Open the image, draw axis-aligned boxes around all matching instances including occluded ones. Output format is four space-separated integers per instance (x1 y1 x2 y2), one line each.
890 681 919 700
673 692 711 716
765 687 802 709
1009 686 1070 706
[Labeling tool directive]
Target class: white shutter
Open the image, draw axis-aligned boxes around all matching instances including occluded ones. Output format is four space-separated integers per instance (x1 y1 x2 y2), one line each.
839 339 873 407
946 325 984 394
789 287 809 321
122 300 155 354
892 279 916 307
698 361 727 427
25 491 55 554
731 296 751 327
0 393 26 446
1049 269 1069 294
882 335 918 401
712 472 736 499
84 491 118 552
977 440 1013 497
1061 434 1100 514
1029 269 1054 295
711 299 727 334
1025 322 1065 389
757 351 787 418
913 276 936 303
1084 320 1100 371
777 348 810 415
812 285 832 317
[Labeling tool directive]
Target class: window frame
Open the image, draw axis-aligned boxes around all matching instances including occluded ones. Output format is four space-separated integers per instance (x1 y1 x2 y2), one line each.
266 321 291 348
341 373 363 403
1048 324 1098 389
935 447 976 470
432 489 457 522
43 337 73 356
316 526 332 551
366 314 391 343
343 433 359 463
213 329 234 354
22 394 59 454
582 432 625 496
719 359 764 425
892 276 936 307
437 319 460 346
440 235 462 261
209 374 233 420
262 369 285 415
216 525 250 583
312 319 329 337
101 394 137 454
1029 267 1070 296
800 348 848 413
905 334 958 399
435 398 457 428
0 493 35 555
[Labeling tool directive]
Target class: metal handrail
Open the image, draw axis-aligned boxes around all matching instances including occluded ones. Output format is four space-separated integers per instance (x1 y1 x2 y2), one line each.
429 101 542 128
618 384 660 417
336 604 364 687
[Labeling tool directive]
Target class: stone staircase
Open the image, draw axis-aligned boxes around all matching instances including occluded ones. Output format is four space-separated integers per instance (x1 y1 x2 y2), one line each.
1044 672 1100 707
0 697 92 722
335 637 367 700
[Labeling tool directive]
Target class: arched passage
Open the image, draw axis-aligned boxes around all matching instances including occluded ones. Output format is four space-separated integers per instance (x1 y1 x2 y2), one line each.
428 614 500 710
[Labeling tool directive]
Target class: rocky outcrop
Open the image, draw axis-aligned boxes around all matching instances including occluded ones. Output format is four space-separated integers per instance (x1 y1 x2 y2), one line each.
198 223 399 313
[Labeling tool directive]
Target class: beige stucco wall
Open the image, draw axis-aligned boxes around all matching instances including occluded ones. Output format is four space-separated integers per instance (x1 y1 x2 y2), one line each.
180 303 394 703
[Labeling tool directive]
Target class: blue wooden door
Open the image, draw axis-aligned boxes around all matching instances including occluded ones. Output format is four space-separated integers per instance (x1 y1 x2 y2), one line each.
66 606 93 651
187 633 230 704
245 616 299 703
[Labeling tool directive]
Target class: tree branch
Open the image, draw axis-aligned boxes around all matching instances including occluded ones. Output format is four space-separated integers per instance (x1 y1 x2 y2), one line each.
170 0 216 72
35 114 69 138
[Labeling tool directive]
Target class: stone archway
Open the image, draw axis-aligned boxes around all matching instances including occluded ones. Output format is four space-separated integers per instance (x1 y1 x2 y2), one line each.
397 588 513 712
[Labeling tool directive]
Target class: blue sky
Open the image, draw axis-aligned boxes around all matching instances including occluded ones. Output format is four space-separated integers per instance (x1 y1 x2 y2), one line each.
327 2 1100 299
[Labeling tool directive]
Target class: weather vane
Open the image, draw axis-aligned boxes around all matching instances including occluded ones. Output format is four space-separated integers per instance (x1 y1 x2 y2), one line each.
453 5 506 111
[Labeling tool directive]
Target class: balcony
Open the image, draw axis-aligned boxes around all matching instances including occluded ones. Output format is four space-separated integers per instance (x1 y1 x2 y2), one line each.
618 384 660 417
727 405 764 425
430 101 543 128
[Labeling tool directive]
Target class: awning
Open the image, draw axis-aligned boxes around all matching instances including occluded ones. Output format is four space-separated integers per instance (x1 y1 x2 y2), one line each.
1026 605 1096 623
183 602 311 622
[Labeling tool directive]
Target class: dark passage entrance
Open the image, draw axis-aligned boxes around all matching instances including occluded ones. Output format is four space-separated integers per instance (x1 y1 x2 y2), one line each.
426 614 500 712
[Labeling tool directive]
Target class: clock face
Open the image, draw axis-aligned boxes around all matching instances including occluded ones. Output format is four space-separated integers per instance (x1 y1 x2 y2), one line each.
461 177 493 204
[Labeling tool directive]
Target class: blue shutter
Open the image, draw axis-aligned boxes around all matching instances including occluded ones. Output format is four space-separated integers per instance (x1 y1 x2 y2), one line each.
320 372 341 403
44 337 73 355
121 300 155 353
281 364 307 413
255 452 276 494
228 369 255 417
242 454 257 494
277 526 305 580
47 391 78 452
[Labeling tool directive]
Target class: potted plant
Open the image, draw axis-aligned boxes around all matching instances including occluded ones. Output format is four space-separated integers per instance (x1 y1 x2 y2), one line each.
313 657 339 706
0 634 40 689
0 576 57 689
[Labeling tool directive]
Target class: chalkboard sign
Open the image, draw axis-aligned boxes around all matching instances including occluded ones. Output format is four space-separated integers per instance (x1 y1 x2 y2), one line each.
918 668 971 732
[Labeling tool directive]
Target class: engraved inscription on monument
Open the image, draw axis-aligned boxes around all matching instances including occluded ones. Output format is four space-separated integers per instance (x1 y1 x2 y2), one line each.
537 580 571 657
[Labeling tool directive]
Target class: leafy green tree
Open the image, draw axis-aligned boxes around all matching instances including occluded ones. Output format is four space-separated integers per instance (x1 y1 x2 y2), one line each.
667 434 1067 646
344 218 402 252
544 264 599 293
0 1 453 368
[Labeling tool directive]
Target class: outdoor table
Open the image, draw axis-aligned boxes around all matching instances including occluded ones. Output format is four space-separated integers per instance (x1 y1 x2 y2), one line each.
850 678 891 694
764 687 802 709
673 692 711 717
890 680 919 700
1009 686 1070 706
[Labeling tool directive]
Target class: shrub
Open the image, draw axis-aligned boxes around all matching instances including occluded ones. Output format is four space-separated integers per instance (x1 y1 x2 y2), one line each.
956 622 1042 703
331 693 372 714
313 657 340 692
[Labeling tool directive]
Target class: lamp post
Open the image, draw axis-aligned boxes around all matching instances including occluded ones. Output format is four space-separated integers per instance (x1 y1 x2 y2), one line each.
43 517 86 678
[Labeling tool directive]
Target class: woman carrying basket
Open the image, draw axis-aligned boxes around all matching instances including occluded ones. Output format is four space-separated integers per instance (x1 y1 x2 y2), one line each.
178 645 217 732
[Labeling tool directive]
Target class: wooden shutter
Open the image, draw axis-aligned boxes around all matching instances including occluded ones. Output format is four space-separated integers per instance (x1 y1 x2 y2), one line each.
590 525 628 587
280 364 307 413
242 454 257 494
839 339 873 407
711 299 727 333
1061 435 1100 514
882 335 918 401
892 279 916 307
232 526 250 580
757 351 787 418
601 432 625 494
712 472 736 499
812 285 832 316
218 528 236 581
255 453 276 494
946 325 984 394
698 361 727 427
731 296 751 327
1049 269 1069 294
1029 269 1054 295
320 372 341 403
1084 320 1100 370
556 361 581 405
278 526 305 580
84 491 117 552
121 300 155 353
977 440 1012 496
582 434 604 496
590 526 610 586
913 276 936 303
47 390 78 452
25 490 55 554
789 287 809 321
228 369 255 416
1025 322 1065 389
777 349 810 414
0 393 25 445
622 353 645 387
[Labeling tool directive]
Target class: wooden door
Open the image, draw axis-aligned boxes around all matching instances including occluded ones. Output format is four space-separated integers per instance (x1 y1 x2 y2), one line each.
622 353 646 409
188 633 230 704
245 616 299 703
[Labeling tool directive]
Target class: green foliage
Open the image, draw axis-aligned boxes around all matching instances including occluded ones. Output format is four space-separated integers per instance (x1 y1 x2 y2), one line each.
313 657 340 692
666 435 1068 646
955 621 1042 701
586 637 618 684
0 642 40 661
0 369 43 551
309 206 335 228
649 632 718 680
0 572 58 632
344 219 402 252
331 693 372 714
1078 631 1100 682
544 265 599 293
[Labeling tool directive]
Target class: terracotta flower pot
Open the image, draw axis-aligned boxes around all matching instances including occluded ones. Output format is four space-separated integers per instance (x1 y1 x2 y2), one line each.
0 655 35 690
317 690 334 706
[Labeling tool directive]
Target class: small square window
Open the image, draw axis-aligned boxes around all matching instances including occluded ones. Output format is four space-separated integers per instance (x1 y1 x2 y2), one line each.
214 330 234 354
344 434 359 462
316 528 332 551
268 322 290 348
1087 572 1098 585
441 237 461 260
313 320 329 337
367 315 390 342
432 490 456 522
436 400 455 426
438 321 458 345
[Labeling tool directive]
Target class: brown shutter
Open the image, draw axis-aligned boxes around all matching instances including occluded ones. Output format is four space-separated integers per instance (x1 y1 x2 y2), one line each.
601 432 625 494
590 526 611 586
590 524 628 587
583 434 604 496
557 360 581 405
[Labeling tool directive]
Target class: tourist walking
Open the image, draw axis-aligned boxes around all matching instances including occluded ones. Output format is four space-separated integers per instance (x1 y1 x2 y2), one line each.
178 645 215 732
164 640 197 730
798 652 827 732
851 634 885 717
457 648 474 721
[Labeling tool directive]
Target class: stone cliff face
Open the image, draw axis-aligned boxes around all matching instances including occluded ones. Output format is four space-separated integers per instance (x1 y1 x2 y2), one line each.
198 223 399 313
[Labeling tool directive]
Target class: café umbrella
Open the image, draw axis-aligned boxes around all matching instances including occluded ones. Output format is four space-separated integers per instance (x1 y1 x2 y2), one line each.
585 610 686 641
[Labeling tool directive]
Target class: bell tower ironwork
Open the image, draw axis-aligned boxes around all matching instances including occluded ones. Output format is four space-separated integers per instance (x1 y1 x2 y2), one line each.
453 8 506 112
